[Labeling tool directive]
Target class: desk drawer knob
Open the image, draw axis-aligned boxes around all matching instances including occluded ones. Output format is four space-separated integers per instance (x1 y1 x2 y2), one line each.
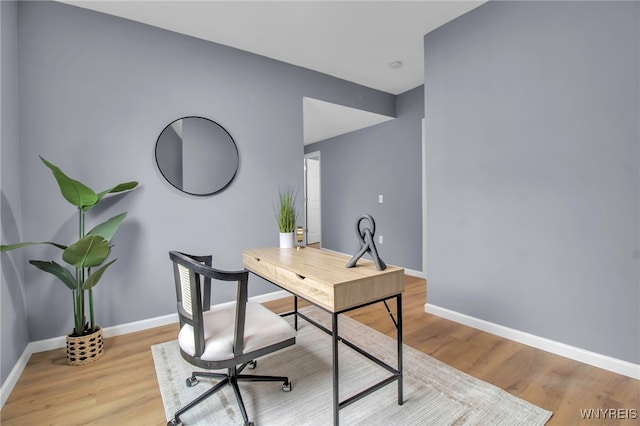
295 274 306 280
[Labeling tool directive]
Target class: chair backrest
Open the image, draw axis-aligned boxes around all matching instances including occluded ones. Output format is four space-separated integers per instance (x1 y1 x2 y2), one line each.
171 252 213 320
169 251 250 359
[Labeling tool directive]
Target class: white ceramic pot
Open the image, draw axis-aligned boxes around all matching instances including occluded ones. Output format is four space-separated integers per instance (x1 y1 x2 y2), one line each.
279 232 295 248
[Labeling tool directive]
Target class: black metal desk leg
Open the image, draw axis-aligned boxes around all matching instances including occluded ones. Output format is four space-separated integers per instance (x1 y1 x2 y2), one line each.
397 293 404 405
332 313 340 425
294 296 298 331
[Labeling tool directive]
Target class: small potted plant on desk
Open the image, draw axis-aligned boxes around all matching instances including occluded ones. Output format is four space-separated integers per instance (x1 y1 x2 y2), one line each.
1 156 138 365
275 186 297 248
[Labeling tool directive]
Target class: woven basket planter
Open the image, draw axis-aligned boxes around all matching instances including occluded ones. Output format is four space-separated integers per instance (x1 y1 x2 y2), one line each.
66 326 104 366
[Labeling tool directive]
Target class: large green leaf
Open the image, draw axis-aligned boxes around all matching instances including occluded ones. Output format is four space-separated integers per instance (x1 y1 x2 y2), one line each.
28 260 76 290
62 235 110 268
82 259 117 290
84 181 138 212
95 181 139 201
87 212 127 242
40 156 98 208
1 241 67 252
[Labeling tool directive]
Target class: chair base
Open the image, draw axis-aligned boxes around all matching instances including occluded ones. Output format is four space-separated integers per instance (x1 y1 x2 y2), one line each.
167 361 290 426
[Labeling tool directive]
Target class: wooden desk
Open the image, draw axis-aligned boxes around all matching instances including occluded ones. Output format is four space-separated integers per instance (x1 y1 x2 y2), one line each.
243 247 404 425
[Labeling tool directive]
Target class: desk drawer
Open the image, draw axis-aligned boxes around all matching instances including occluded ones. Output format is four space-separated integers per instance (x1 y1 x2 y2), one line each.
242 252 276 281
275 267 334 311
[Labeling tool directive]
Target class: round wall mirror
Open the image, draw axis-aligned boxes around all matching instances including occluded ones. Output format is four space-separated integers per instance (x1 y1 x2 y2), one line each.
155 116 239 196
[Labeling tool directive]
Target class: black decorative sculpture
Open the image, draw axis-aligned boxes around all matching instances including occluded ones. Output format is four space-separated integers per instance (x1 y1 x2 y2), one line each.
346 214 386 271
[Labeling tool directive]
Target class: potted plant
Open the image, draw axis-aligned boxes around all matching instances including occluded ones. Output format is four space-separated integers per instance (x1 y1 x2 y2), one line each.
0 156 138 365
275 186 297 248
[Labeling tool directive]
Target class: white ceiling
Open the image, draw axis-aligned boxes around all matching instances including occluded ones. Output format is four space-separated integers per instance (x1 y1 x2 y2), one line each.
58 0 485 143
303 97 394 144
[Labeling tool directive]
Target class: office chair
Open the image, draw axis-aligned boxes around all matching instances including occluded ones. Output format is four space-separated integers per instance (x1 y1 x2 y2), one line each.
167 251 296 426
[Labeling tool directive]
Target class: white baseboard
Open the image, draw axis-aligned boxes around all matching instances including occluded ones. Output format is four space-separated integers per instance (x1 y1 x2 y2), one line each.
250 290 291 304
403 267 424 278
0 346 31 408
425 303 640 380
0 289 292 410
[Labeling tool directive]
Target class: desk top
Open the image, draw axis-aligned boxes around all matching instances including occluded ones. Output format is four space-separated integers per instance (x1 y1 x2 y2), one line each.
242 247 404 312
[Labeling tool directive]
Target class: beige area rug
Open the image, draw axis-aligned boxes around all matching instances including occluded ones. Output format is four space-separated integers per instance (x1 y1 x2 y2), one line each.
152 306 552 425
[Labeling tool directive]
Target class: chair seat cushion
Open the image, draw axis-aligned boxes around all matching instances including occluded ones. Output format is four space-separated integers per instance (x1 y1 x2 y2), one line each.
178 301 295 362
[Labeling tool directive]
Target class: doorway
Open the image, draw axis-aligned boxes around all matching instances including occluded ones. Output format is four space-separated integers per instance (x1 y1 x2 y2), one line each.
304 152 321 246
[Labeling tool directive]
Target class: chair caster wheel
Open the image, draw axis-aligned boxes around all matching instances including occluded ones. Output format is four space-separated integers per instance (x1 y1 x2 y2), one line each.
244 421 254 426
168 417 182 426
248 360 257 370
282 381 292 392
186 376 198 387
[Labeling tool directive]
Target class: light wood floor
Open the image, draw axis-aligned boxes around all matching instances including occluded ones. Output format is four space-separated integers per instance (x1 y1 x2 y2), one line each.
2 275 638 425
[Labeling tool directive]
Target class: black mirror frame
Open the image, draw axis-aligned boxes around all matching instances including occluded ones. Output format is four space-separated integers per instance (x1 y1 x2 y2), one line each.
155 116 239 196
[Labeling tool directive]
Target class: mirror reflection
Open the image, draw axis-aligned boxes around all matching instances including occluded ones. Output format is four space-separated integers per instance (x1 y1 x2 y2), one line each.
155 116 239 196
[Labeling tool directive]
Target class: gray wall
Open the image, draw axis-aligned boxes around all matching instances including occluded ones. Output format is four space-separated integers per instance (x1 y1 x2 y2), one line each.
305 86 423 271
3 0 395 364
1 0 29 385
424 1 639 363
